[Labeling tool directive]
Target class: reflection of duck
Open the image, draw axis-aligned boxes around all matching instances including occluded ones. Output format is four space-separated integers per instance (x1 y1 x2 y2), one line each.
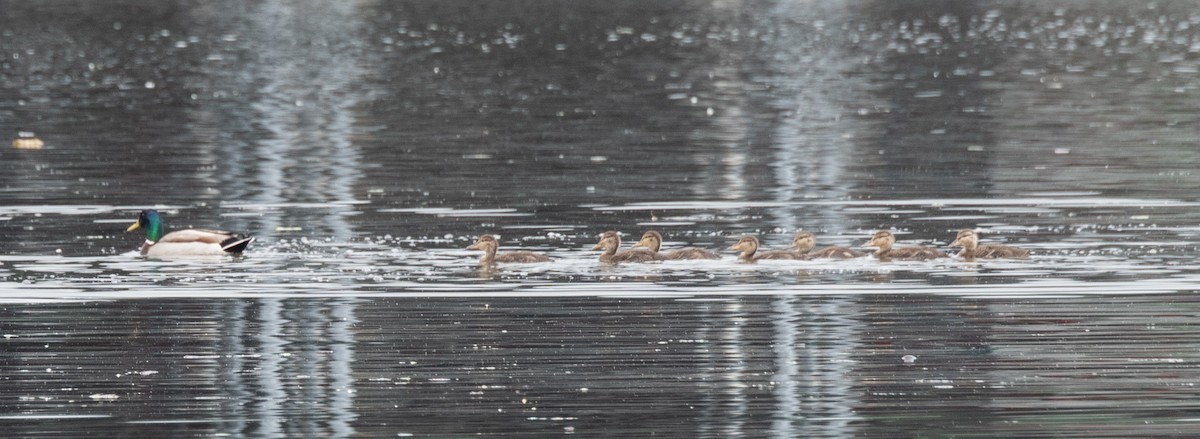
865 230 946 260
467 234 552 264
730 235 805 262
12 131 44 149
592 231 657 263
126 209 254 257
633 230 720 260
794 231 865 259
950 229 1030 259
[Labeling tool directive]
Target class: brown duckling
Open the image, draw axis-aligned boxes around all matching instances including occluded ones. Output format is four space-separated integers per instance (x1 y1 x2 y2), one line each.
794 231 865 259
730 235 806 262
865 230 947 260
466 234 552 264
949 229 1030 259
633 230 720 260
592 231 658 263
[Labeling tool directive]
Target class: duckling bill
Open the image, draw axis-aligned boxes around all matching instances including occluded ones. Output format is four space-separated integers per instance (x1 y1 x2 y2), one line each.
126 209 254 257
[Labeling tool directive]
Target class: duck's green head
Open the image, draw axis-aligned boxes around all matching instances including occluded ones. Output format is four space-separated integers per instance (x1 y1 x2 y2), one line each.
126 209 164 243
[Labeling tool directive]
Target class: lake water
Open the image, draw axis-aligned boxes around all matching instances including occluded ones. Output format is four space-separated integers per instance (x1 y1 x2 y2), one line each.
3 0 1200 437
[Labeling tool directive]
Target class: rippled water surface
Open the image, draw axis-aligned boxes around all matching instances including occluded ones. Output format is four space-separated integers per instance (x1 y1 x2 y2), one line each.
3 0 1200 437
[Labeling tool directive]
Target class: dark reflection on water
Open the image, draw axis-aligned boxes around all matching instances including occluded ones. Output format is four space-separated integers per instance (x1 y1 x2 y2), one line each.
4 297 1200 437
4 0 1200 436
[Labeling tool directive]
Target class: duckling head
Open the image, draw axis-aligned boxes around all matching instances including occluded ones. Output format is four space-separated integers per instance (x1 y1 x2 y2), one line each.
730 236 759 258
865 230 895 252
467 234 500 253
633 230 663 253
949 229 978 250
592 231 621 252
793 231 816 253
467 234 500 262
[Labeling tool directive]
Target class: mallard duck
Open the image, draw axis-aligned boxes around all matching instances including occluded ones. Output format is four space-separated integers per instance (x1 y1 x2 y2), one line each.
466 234 552 264
730 235 805 262
12 131 44 149
864 230 947 260
793 231 865 259
592 231 658 263
949 229 1030 259
126 209 254 257
633 230 720 260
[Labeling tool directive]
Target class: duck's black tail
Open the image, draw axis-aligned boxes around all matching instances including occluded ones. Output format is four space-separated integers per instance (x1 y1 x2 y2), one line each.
221 235 255 253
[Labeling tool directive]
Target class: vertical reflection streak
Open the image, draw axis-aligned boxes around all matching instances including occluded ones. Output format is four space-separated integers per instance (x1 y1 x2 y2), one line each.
219 300 251 436
720 300 748 438
717 95 749 201
764 1 857 235
297 304 323 436
800 299 861 436
691 63 751 202
697 303 716 438
256 298 285 438
328 299 359 438
245 298 359 437
237 0 364 239
769 296 799 437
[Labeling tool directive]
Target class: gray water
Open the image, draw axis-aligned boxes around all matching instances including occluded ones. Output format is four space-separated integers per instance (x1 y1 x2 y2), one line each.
3 0 1200 437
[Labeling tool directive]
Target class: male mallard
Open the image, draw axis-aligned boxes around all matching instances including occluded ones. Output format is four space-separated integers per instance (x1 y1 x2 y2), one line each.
633 230 720 260
730 235 805 262
949 229 1030 259
592 231 657 263
466 234 552 264
126 209 254 257
794 231 865 259
864 230 946 260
